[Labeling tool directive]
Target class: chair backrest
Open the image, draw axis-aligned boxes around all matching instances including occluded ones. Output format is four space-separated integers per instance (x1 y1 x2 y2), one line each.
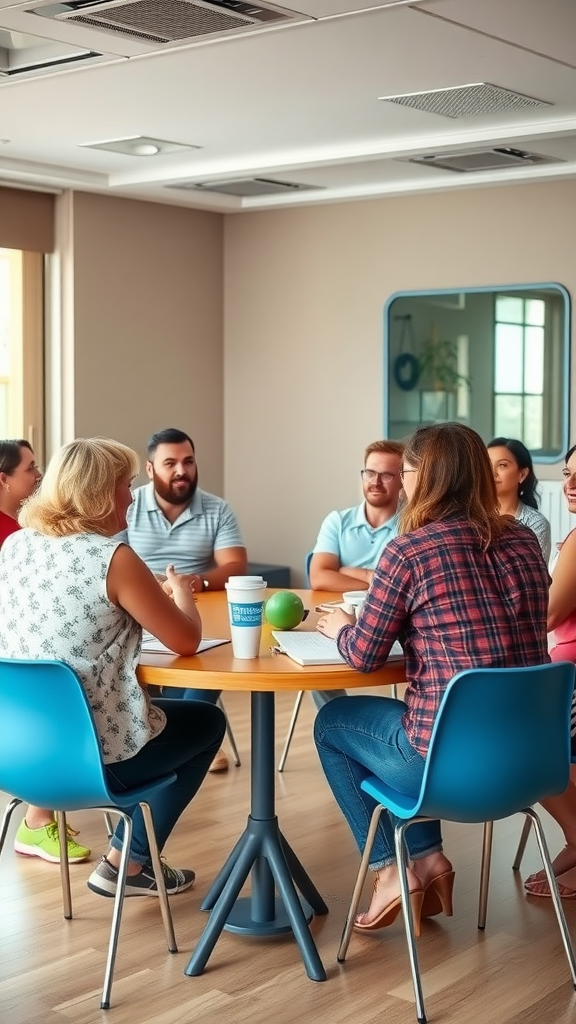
304 551 313 587
0 657 114 811
414 662 575 823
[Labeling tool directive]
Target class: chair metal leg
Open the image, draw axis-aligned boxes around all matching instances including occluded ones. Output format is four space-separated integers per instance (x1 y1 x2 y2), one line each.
477 820 493 930
337 803 383 962
0 798 21 856
396 822 427 1024
56 810 73 920
512 814 532 871
218 697 241 767
277 690 304 772
391 683 398 699
104 811 114 838
100 811 133 1010
141 801 177 954
525 806 576 986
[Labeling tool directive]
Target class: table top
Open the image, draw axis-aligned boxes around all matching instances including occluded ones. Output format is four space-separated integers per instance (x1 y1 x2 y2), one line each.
137 589 406 692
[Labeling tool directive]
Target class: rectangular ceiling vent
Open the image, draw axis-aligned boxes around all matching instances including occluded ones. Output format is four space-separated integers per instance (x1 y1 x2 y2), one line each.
406 147 563 174
29 0 304 45
380 83 551 119
0 28 103 76
166 177 323 197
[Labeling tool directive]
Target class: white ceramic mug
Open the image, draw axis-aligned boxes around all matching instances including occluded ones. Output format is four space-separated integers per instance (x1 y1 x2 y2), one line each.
342 590 367 619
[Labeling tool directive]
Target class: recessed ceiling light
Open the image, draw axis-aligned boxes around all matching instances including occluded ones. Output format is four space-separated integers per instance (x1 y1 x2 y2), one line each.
79 135 202 157
131 143 160 156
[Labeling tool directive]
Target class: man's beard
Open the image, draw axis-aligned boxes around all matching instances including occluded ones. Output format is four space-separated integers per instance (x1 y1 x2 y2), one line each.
153 470 198 506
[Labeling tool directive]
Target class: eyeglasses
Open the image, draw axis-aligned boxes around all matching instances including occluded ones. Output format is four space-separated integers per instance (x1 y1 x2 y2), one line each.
400 467 417 480
360 469 398 484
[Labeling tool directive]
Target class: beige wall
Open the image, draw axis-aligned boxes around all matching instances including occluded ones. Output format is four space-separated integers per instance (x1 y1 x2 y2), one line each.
60 181 576 581
69 192 224 491
224 181 576 580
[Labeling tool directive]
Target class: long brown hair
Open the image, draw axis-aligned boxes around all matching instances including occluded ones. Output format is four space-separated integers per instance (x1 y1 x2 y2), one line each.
399 423 506 549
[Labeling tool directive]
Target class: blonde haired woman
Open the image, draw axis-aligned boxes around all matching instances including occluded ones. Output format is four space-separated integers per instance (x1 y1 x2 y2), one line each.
0 437 225 896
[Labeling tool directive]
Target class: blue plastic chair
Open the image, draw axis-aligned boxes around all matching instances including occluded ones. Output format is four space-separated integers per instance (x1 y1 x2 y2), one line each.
0 657 179 1010
337 663 576 1023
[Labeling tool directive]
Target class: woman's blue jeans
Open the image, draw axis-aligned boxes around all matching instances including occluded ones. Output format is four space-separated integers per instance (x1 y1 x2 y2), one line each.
314 695 442 868
105 698 225 865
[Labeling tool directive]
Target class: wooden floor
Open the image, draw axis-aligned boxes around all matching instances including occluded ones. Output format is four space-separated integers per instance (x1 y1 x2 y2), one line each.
2 687 576 1024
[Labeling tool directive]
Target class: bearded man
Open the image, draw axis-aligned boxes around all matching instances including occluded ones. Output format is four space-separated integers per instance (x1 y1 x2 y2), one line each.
125 426 247 771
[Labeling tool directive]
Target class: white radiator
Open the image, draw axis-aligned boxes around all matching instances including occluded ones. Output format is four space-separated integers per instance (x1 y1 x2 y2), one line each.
538 480 573 564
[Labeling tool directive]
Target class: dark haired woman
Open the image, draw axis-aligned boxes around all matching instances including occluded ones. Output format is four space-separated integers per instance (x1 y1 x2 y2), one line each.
314 423 550 933
487 437 551 563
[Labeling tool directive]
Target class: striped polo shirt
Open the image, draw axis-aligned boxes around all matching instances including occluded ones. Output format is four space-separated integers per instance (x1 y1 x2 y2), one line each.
125 482 245 575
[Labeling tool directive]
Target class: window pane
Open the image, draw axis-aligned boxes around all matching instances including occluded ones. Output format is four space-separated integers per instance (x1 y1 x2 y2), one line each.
386 286 569 461
524 396 543 449
495 324 523 392
495 296 524 323
524 327 544 393
525 299 545 326
495 394 522 438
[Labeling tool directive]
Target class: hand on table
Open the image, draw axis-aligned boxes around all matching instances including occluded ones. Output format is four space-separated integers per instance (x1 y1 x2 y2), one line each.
316 607 354 639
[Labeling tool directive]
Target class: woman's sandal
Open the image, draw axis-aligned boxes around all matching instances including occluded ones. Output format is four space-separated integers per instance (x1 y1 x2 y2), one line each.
421 870 456 919
354 886 425 936
525 870 576 899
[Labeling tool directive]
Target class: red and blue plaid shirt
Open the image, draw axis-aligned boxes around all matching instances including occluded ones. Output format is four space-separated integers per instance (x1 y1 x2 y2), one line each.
336 515 550 755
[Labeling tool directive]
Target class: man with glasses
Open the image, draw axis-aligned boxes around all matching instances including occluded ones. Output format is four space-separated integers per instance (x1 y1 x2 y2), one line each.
309 440 404 592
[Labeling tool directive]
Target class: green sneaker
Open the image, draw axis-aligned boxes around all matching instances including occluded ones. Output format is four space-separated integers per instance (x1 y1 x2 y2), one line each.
14 819 91 864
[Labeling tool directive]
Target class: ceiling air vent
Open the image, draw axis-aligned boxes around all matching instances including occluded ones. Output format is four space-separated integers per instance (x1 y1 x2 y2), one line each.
0 28 102 76
380 83 551 119
406 148 563 173
166 177 322 197
30 0 304 45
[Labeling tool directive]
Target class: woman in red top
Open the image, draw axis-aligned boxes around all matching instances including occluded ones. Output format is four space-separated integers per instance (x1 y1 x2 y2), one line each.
0 439 41 544
524 442 576 898
0 439 89 863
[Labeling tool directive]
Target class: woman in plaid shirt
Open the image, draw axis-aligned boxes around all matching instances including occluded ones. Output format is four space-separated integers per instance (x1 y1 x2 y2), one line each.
314 422 549 934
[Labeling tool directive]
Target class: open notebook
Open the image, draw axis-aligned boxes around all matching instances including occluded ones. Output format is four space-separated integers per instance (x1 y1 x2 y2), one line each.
141 632 230 656
271 630 403 667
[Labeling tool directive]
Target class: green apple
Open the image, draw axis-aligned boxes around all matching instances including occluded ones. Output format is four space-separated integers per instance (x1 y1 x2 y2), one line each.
264 591 305 630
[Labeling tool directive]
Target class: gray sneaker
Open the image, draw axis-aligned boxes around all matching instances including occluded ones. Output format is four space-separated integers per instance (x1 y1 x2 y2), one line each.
87 856 195 897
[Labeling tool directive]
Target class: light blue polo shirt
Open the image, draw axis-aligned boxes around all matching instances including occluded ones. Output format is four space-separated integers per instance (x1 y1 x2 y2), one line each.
312 502 399 569
125 483 245 575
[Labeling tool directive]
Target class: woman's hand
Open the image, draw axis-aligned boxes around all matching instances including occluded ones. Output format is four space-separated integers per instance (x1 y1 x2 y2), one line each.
316 608 355 639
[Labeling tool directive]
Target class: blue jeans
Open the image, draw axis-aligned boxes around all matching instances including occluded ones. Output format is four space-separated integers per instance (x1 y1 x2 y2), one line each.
147 685 221 703
314 695 442 868
105 699 225 864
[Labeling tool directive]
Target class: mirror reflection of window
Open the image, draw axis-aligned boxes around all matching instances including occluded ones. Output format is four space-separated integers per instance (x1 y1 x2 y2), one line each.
385 285 569 462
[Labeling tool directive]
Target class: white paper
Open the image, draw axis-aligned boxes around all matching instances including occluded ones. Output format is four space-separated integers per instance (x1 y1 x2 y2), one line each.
141 632 230 656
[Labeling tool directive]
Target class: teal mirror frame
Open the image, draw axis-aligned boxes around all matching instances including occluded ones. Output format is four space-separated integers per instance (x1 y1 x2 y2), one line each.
383 283 571 464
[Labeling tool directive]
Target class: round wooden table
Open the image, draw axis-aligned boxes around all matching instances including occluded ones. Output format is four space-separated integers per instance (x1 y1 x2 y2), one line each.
138 590 406 983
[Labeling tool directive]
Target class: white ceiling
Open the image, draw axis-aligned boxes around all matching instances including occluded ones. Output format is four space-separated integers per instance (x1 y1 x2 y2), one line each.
0 0 575 211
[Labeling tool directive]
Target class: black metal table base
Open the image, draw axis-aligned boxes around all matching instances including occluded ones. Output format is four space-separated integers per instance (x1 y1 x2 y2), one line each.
184 691 329 982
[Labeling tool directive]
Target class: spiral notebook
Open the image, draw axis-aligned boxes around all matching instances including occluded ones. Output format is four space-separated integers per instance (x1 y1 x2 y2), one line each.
271 631 404 667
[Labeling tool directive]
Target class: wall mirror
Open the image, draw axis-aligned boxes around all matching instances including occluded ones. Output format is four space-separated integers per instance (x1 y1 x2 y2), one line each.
385 284 570 462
